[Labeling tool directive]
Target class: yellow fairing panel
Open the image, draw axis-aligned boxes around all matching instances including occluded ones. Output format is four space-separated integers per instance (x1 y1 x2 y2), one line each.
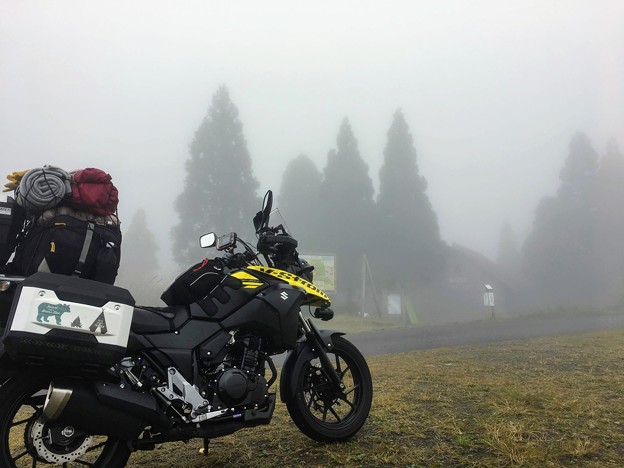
231 271 265 289
247 266 330 305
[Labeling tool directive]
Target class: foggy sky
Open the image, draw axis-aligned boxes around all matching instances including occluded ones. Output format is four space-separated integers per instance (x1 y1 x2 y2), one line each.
1 1 623 271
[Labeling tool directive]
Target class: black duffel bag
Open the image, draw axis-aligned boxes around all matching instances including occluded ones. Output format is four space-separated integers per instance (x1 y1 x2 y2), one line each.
0 197 26 268
12 215 122 285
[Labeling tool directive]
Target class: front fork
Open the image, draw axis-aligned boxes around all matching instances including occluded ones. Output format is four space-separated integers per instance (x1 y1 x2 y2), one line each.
298 312 345 391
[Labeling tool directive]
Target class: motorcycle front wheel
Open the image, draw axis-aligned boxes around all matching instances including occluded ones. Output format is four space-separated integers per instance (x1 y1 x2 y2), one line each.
0 371 132 467
284 335 372 442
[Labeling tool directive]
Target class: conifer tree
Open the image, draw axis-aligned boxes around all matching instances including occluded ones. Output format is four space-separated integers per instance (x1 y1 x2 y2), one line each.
523 133 599 304
319 118 375 297
591 140 624 296
496 221 521 275
277 154 322 251
376 110 445 286
171 85 259 266
117 208 160 294
122 209 159 273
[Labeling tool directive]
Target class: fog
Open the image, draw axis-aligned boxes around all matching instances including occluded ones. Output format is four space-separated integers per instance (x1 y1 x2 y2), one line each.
1 0 623 276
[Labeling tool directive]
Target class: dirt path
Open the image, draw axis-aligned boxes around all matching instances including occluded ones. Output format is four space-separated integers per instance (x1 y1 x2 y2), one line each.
346 314 624 357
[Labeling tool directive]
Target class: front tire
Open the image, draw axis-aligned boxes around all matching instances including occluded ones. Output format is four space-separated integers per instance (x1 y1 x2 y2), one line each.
284 335 372 442
0 371 132 467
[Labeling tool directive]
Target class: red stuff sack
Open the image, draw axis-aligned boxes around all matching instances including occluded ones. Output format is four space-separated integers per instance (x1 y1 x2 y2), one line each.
70 168 119 215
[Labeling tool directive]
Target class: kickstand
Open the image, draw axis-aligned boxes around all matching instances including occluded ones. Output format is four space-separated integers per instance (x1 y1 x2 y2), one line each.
199 437 210 456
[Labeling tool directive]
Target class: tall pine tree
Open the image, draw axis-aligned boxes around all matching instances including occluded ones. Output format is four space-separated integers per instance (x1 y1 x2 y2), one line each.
523 133 599 305
121 208 159 274
591 140 624 299
376 110 445 286
171 85 259 266
277 154 322 251
496 221 521 275
116 208 161 302
319 118 375 298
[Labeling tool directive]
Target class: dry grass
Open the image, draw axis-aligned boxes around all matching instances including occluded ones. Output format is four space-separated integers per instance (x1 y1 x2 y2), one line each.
125 329 624 467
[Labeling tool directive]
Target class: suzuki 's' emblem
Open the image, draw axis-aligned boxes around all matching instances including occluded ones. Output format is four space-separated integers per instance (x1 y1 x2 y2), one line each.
280 292 289 301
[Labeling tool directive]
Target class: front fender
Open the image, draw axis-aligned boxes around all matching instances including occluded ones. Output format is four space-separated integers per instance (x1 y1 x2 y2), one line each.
279 329 345 403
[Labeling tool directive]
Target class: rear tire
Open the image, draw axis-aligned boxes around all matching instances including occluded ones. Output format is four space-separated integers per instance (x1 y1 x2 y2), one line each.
0 371 132 467
284 336 372 442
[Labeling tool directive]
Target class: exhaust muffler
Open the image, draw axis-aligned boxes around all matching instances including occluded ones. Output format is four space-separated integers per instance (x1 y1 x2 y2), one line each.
44 378 169 439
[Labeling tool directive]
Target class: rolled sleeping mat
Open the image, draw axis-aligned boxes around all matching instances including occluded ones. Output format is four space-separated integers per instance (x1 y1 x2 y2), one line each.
15 165 71 213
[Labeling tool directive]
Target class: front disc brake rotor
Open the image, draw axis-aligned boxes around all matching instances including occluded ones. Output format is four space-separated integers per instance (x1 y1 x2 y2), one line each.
29 416 93 464
307 366 336 408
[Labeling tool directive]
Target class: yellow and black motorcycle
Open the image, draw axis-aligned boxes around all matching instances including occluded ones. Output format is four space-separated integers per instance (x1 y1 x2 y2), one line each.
0 190 372 466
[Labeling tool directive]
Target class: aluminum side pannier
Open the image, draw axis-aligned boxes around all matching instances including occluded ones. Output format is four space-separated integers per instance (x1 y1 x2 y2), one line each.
3 272 134 368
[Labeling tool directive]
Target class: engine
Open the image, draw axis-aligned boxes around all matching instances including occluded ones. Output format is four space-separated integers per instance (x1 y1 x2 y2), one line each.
209 334 269 410
213 368 267 408
116 333 273 426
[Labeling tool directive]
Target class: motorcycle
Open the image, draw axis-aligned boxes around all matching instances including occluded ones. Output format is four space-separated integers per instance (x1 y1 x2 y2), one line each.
0 190 372 467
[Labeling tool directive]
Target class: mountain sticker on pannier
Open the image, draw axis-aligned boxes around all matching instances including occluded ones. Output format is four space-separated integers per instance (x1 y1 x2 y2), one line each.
89 311 108 334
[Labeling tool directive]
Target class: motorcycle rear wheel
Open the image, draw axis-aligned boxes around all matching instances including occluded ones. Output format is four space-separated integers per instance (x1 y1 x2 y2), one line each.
0 371 132 467
285 335 372 442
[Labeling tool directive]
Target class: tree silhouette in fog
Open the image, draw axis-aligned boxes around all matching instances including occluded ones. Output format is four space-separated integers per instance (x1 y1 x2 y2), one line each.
117 208 159 287
376 109 445 286
523 133 599 305
277 154 322 251
319 118 375 297
591 140 624 301
171 85 259 266
496 221 521 275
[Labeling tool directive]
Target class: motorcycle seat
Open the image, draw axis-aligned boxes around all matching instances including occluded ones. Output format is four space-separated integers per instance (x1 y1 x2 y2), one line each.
131 305 191 334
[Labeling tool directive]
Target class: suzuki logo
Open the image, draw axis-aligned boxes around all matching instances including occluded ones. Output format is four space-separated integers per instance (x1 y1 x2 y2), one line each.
280 292 289 301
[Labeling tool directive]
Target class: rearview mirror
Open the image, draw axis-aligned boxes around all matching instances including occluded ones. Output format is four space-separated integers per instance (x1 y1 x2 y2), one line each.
199 233 217 248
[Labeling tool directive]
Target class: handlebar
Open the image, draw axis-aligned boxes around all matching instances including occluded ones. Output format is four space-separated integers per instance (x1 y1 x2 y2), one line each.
204 189 310 277
220 250 257 270
257 233 298 252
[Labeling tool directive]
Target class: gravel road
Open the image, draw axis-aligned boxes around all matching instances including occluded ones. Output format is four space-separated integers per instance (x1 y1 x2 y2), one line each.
271 314 624 367
346 314 624 357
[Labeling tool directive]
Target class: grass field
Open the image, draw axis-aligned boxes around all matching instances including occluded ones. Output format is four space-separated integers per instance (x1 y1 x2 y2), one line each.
126 328 624 467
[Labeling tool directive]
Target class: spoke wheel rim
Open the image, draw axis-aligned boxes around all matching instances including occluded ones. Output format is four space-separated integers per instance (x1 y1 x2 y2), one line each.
301 351 360 426
4 385 113 467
